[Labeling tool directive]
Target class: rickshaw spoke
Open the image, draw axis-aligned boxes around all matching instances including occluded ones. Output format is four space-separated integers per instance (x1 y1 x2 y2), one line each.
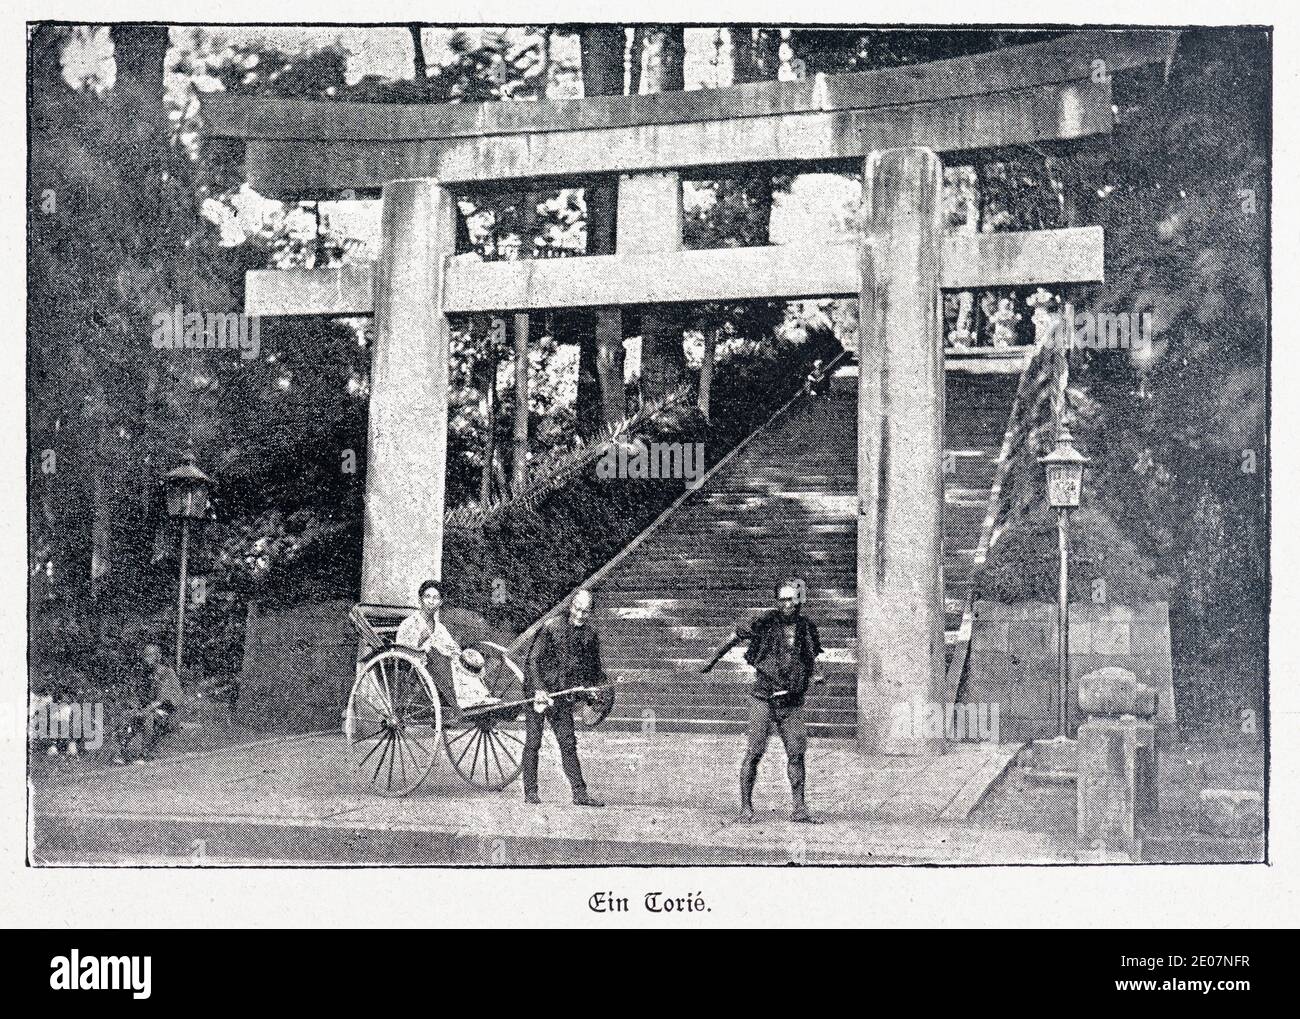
470 729 487 784
384 729 397 790
376 659 395 716
389 663 405 713
395 659 414 712
490 731 519 769
453 727 479 771
445 725 477 749
352 723 387 745
461 728 483 777
353 675 387 717
403 728 433 760
362 673 393 716
369 733 393 785
484 730 505 784
397 662 422 714
396 733 409 788
354 692 390 723
356 730 390 769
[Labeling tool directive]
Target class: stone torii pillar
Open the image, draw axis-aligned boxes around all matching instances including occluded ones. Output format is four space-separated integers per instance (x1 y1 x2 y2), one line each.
619 171 688 402
857 148 948 755
360 178 456 606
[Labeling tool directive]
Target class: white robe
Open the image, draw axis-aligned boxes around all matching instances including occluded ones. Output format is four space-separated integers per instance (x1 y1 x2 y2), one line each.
395 612 492 707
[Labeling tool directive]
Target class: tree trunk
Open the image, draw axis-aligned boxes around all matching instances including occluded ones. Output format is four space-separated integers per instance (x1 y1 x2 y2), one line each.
595 309 627 426
28 25 68 105
409 25 427 80
575 319 602 438
580 26 625 96
729 27 780 244
110 26 169 213
629 26 647 94
88 421 112 601
698 327 719 421
100 26 169 597
480 353 497 506
637 28 688 407
644 27 685 93
641 307 689 403
535 28 551 100
588 174 625 430
512 312 530 491
111 25 168 114
730 26 780 84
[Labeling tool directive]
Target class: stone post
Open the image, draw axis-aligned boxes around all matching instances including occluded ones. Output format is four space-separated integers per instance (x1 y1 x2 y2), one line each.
1076 666 1159 861
856 148 948 755
360 178 456 605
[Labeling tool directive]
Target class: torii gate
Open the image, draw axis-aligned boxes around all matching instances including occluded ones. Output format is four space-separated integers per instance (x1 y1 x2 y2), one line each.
205 30 1177 754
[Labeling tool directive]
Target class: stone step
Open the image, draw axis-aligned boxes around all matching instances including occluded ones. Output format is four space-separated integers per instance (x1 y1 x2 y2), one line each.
614 702 857 719
599 591 858 604
614 681 857 700
598 717 856 737
599 624 859 642
610 664 858 682
601 596 964 620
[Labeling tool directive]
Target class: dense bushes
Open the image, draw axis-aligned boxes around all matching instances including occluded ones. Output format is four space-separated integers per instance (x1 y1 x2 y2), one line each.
979 504 1170 607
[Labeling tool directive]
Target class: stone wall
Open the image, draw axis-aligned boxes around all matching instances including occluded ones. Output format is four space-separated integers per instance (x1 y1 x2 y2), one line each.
962 600 1176 742
239 600 357 733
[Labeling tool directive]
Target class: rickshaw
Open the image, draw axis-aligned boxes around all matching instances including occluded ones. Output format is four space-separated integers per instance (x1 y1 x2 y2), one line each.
342 603 617 797
343 603 530 796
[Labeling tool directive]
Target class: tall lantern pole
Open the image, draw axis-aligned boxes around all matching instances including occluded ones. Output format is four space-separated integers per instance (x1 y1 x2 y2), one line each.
164 449 214 676
1040 425 1088 738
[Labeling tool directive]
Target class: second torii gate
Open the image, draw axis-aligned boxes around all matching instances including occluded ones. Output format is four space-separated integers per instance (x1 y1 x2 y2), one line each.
205 30 1177 754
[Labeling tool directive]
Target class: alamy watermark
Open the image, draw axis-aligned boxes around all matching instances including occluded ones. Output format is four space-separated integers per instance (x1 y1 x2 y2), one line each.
889 697 1000 744
11 695 104 751
151 304 261 360
1043 304 1155 353
50 951 151 999
597 440 706 489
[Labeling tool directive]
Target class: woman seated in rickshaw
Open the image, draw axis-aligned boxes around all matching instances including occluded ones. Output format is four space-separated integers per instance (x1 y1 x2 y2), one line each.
395 579 505 710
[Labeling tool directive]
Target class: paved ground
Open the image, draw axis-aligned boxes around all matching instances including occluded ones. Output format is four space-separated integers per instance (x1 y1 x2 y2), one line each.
970 730 1266 864
30 730 1073 866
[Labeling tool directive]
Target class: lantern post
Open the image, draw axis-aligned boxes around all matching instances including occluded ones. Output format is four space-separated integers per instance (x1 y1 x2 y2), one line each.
1040 425 1088 737
164 448 214 676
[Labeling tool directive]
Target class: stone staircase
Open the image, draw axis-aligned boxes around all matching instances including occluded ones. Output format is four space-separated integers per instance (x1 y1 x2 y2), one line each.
942 370 1023 670
591 362 1019 737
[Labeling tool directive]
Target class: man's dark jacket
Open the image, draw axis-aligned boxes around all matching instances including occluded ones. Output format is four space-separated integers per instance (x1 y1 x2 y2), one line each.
525 616 608 696
739 609 823 708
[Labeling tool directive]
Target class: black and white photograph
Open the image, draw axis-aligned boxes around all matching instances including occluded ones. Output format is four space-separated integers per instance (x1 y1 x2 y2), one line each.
9 6 1289 927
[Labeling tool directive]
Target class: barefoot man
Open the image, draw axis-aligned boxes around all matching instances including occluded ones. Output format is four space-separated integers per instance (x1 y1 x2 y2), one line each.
731 579 825 823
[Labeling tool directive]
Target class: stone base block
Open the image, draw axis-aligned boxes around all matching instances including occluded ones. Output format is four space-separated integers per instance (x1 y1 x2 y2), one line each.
1076 716 1158 859
1020 736 1077 773
1197 789 1264 838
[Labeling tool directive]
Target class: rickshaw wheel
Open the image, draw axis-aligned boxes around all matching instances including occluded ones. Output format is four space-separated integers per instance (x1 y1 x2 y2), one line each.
443 712 525 791
344 647 442 797
443 642 526 791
